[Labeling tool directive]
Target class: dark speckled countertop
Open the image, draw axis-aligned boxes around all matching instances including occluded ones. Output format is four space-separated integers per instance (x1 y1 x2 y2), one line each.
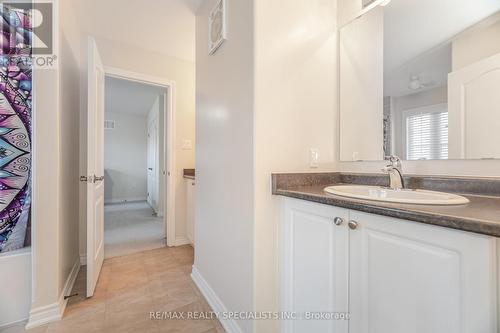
272 172 500 237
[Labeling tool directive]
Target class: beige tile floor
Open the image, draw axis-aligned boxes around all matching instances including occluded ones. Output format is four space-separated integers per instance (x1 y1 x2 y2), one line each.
3 245 225 333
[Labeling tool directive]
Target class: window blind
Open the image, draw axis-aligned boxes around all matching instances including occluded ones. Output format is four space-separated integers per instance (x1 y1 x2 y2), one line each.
406 111 448 160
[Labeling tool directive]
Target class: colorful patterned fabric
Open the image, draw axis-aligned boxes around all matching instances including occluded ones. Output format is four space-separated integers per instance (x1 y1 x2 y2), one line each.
0 5 32 253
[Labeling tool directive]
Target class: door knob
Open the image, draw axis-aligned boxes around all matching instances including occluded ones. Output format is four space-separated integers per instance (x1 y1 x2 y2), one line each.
148 168 153 171
348 220 358 230
333 217 344 226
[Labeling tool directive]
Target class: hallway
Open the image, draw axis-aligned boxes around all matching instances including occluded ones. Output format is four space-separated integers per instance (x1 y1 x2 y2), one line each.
104 201 165 258
3 246 224 333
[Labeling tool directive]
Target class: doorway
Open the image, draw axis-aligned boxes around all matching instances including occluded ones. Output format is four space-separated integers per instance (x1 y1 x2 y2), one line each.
103 76 166 258
85 39 177 297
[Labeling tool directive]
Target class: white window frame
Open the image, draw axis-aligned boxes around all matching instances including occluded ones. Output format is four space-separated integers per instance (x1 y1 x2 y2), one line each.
402 103 448 160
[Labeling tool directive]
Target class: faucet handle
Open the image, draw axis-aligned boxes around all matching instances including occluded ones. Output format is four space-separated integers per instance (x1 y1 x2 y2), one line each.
386 155 402 169
381 166 392 173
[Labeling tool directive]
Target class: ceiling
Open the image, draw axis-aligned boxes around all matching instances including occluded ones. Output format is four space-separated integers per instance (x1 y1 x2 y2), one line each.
383 0 500 97
385 43 452 97
183 0 204 13
384 0 500 73
73 0 202 62
105 77 165 116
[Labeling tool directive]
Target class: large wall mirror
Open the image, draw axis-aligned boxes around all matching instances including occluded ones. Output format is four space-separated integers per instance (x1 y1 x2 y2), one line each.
339 0 500 161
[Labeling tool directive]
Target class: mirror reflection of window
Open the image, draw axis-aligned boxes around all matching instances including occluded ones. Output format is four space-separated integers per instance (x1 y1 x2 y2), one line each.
404 105 448 160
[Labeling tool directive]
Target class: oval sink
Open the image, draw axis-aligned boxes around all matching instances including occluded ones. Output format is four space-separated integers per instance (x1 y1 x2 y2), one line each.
324 185 469 205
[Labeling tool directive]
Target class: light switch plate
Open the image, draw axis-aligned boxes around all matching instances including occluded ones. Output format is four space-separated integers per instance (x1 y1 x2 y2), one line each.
182 140 193 150
310 148 319 168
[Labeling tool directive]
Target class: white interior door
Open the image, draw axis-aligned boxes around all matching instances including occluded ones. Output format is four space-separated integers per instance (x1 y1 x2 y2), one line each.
448 52 500 159
147 118 158 211
86 37 105 297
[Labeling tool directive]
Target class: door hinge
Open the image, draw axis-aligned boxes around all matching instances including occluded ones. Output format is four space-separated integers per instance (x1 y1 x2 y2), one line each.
80 175 92 183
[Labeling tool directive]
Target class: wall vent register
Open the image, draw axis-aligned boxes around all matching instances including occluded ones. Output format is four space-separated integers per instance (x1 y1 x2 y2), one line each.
104 120 115 130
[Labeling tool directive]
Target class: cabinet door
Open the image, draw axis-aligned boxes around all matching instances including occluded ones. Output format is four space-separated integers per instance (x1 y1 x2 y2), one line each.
349 211 497 333
282 198 349 333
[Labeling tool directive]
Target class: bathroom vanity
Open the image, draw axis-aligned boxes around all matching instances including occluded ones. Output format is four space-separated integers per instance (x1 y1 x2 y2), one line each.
282 0 500 331
273 172 500 333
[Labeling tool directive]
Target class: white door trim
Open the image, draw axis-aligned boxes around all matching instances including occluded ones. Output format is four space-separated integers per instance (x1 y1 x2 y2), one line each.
103 66 176 247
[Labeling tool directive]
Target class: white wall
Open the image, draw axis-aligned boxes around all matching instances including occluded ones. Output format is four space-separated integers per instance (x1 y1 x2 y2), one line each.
0 249 31 327
28 0 86 326
195 1 337 333
338 0 362 27
254 1 338 332
57 0 81 307
104 112 148 203
30 0 81 320
30 67 61 318
195 0 255 332
452 15 500 71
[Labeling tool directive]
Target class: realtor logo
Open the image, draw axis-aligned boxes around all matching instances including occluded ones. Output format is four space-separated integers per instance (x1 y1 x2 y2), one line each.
1 1 57 67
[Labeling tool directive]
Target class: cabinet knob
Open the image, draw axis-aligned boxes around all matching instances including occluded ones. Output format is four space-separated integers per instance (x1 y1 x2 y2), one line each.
333 217 344 226
348 220 358 230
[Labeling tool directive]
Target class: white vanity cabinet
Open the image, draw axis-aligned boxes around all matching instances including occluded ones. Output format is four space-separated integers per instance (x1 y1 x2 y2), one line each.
281 198 498 333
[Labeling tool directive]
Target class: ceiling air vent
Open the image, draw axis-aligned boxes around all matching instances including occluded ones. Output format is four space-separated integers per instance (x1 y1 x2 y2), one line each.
362 0 377 8
104 120 115 130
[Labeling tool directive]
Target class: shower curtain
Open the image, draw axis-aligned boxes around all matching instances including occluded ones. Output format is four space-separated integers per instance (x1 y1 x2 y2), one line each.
0 5 32 253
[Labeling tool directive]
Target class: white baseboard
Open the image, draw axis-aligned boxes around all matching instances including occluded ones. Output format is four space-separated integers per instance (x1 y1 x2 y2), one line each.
175 236 190 246
26 257 80 329
0 318 28 330
25 302 62 330
104 197 147 205
191 266 243 333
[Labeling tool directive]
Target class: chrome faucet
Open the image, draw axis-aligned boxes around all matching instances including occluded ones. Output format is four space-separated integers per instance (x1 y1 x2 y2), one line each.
382 155 404 190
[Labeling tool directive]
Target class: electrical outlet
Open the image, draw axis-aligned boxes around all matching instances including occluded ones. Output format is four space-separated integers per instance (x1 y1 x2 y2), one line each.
310 148 319 168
